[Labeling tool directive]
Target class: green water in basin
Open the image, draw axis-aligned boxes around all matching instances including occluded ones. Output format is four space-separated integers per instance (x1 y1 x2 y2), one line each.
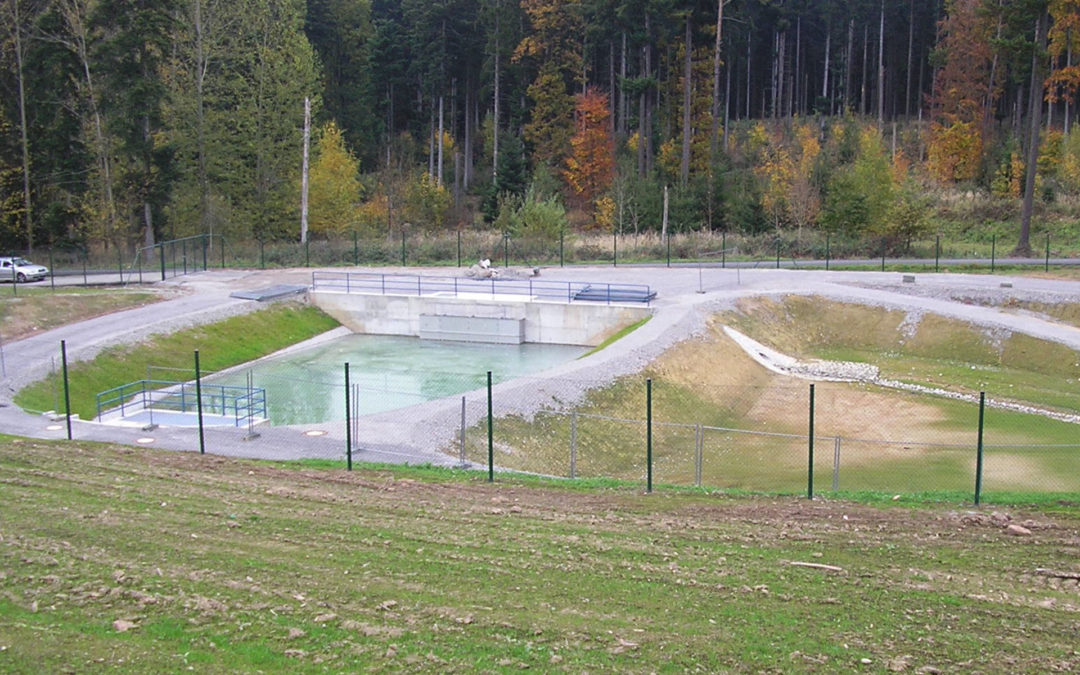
209 334 585 425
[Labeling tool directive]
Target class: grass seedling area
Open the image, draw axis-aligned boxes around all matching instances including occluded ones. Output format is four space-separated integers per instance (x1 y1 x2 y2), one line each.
14 303 339 419
1 438 1077 672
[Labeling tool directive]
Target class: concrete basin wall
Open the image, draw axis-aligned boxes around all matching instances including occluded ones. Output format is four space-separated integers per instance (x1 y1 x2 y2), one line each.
310 291 652 346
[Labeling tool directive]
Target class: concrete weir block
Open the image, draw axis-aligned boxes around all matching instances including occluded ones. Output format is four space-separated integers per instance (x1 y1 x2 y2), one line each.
419 314 525 344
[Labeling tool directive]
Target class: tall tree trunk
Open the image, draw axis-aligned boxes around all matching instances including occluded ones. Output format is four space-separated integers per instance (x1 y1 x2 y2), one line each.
860 25 868 115
905 0 914 117
300 97 310 244
794 17 801 116
493 5 500 182
710 0 724 162
878 0 885 125
845 19 854 111
822 25 831 113
437 95 444 187
1017 11 1049 257
10 0 33 251
680 13 692 186
193 0 211 247
619 31 628 136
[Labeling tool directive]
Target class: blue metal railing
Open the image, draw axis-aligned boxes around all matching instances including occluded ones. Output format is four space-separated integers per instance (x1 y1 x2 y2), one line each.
310 271 655 305
96 379 267 427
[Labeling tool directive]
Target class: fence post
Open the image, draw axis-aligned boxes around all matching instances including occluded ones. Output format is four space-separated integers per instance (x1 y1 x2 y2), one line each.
832 437 841 491
353 230 359 267
503 234 509 269
345 362 352 471
220 236 225 269
613 228 617 267
61 340 72 440
259 240 265 269
118 248 123 283
202 235 208 271
457 230 462 268
695 424 703 487
49 249 55 291
666 236 671 268
1045 233 1051 273
559 230 564 267
975 391 985 505
991 235 996 273
570 411 578 479
935 234 940 273
401 230 406 267
195 350 205 455
487 371 494 482
9 257 15 296
776 237 781 269
808 383 815 499
646 378 653 493
880 237 886 272
722 231 726 268
825 233 830 271
159 244 166 281
459 396 467 467
304 239 310 267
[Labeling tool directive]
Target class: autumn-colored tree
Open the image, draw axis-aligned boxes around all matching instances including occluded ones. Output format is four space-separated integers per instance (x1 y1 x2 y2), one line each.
517 0 583 168
1046 0 1080 107
927 0 996 183
564 88 615 222
308 122 362 236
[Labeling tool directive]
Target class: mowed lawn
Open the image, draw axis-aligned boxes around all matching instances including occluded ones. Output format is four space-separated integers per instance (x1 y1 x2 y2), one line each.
1 438 1078 673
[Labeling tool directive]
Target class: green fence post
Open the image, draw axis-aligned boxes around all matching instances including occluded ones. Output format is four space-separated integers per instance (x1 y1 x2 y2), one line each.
259 240 265 269
457 230 462 268
202 235 208 271
401 230 406 267
182 238 188 275
880 237 886 272
305 239 310 267
991 235 996 273
559 230 565 267
825 233 830 271
159 244 166 281
935 234 940 273
220 236 225 269
503 234 509 269
722 231 726 268
82 248 88 287
118 248 123 283
195 350 205 455
353 230 359 267
345 362 352 471
975 391 985 505
49 249 55 291
1045 233 1051 272
61 340 72 440
613 228 617 267
487 371 494 483
666 236 671 268
776 237 781 269
646 378 653 493
10 256 15 296
808 383 815 500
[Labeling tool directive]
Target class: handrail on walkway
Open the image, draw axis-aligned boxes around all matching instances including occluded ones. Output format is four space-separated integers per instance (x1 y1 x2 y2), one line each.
96 379 266 428
310 271 655 305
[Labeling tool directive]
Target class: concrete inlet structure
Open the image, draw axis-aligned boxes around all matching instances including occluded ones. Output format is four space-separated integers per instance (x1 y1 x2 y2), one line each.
310 272 654 346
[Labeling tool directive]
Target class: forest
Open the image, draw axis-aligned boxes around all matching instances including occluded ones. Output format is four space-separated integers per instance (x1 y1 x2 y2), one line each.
1 0 1079 258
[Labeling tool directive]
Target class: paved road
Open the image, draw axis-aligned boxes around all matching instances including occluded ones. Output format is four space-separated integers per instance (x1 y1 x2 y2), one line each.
3 264 1079 464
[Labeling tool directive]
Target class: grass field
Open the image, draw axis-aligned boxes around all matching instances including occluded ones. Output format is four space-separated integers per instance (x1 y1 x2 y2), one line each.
1 438 1077 672
0 287 163 341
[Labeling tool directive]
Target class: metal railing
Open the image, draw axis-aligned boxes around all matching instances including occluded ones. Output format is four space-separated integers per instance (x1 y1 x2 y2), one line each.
310 271 656 305
95 379 266 428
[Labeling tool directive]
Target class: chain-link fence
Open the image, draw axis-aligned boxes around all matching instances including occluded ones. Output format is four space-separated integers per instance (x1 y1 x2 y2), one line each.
7 227 1077 293
48 347 1080 501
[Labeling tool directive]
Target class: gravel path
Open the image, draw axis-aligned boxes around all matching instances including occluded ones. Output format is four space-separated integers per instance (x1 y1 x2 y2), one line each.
3 265 1078 462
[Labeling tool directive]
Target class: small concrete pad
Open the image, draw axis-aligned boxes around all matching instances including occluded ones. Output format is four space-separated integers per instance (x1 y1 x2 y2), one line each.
230 284 308 301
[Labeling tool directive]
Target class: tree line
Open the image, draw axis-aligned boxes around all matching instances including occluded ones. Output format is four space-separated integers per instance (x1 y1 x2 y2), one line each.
2 0 1079 257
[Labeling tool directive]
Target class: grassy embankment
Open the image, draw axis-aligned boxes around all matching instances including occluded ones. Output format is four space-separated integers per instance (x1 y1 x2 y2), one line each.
0 287 162 341
1 438 1078 673
472 298 1080 496
14 303 339 419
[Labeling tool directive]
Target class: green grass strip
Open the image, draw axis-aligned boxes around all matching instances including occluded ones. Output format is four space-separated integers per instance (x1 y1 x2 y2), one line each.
15 303 339 419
